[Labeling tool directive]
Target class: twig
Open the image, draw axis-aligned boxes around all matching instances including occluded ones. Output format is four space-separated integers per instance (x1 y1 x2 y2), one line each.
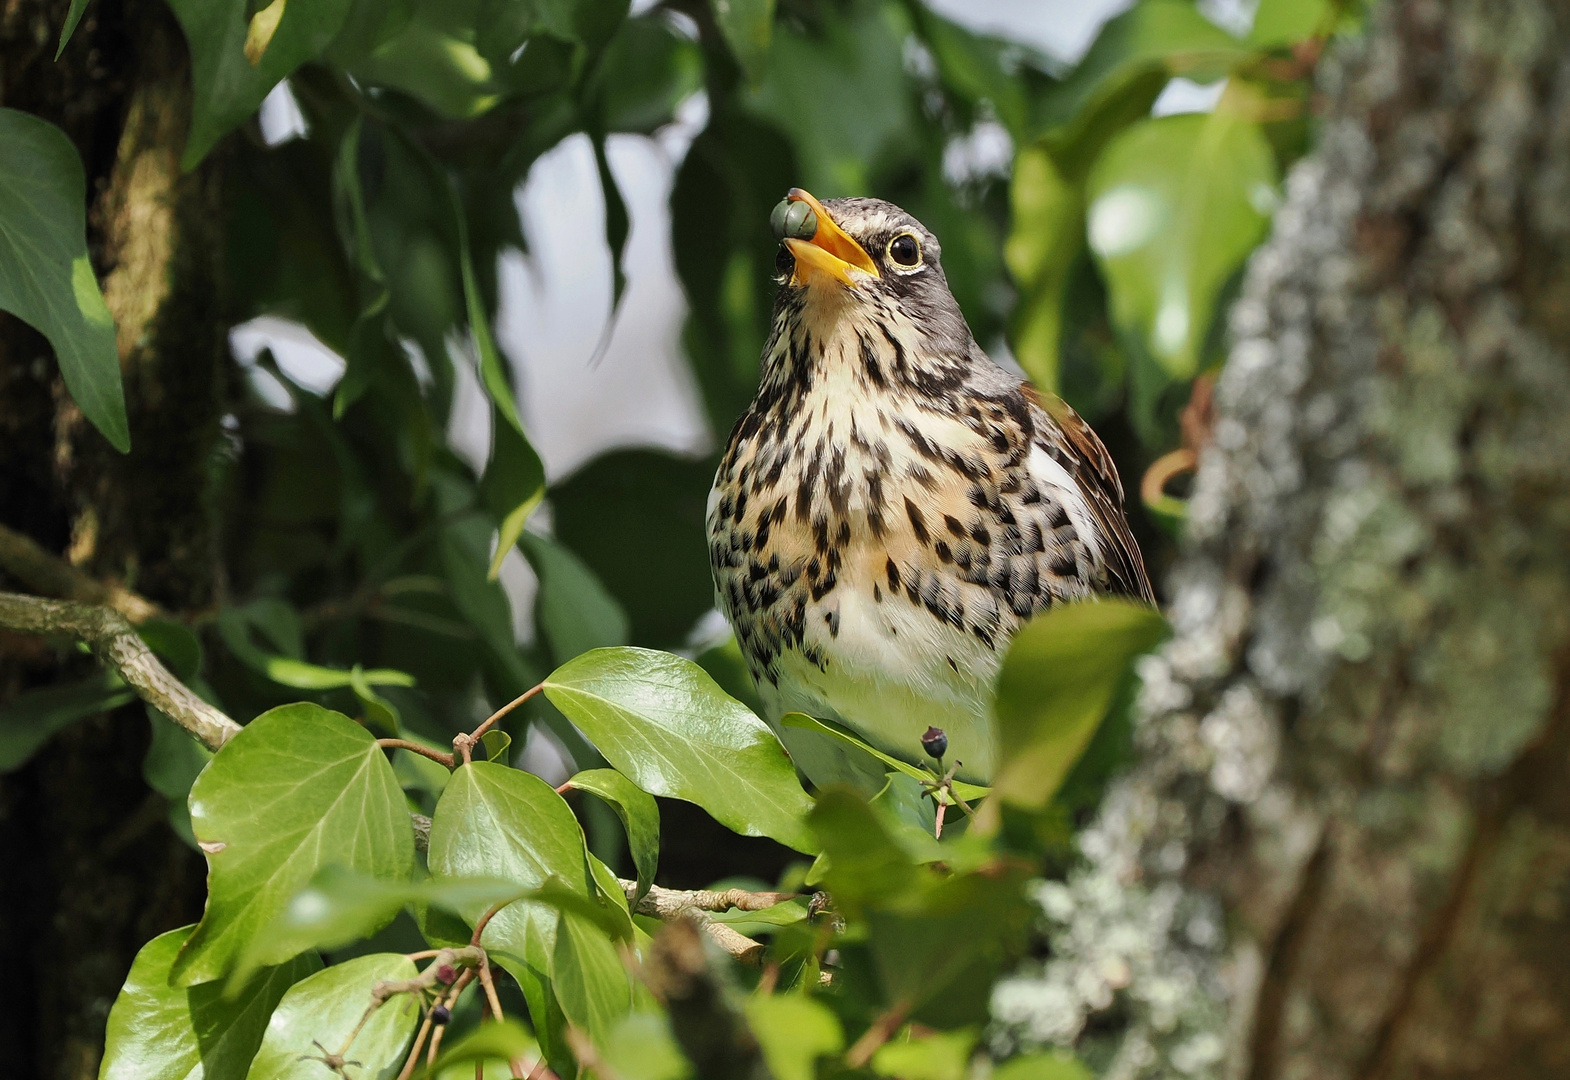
621 880 790 966
0 522 159 623
378 738 455 768
455 683 544 764
0 592 240 751
844 1002 911 1068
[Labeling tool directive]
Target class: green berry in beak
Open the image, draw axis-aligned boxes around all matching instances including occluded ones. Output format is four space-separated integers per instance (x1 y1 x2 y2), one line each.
770 197 818 242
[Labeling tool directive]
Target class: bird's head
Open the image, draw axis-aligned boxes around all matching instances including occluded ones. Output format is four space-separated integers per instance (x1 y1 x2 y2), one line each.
763 189 977 394
770 189 958 311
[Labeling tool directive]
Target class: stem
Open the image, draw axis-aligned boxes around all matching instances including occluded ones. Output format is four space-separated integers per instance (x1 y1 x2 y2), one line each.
378 738 456 768
934 801 946 839
469 683 544 743
0 523 160 623
471 900 509 946
0 592 240 752
844 1002 911 1068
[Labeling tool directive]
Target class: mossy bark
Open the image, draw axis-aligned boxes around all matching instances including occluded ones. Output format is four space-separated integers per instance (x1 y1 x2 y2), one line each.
0 1 227 1075
994 2 1570 1077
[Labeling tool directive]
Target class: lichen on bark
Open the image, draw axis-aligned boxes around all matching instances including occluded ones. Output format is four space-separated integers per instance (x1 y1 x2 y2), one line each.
993 2 1570 1077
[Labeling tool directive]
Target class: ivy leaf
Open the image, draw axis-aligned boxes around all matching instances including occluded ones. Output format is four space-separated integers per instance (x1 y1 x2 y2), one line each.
564 769 659 900
0 671 133 773
552 909 635 1043
744 996 842 1080
143 707 213 846
427 762 599 974
100 926 320 1080
1085 112 1278 379
983 600 1168 822
255 866 530 962
165 0 357 168
243 954 419 1080
1249 0 1336 48
544 647 818 853
0 109 127 451
171 703 415 987
598 1013 691 1080
709 0 774 83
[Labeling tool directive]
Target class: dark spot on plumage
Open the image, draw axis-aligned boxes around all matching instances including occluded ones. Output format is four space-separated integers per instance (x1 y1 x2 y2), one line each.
757 582 779 608
989 428 1009 454
879 324 908 377
825 609 840 637
753 521 770 550
967 484 986 508
1048 548 1078 577
873 582 883 602
944 514 966 538
947 656 959 673
1057 524 1078 546
739 530 754 550
935 540 952 563
718 495 734 521
735 489 748 520
813 518 829 553
836 519 851 547
970 524 991 546
779 561 801 586
859 333 885 387
1046 501 1069 527
886 558 901 590
910 464 937 489
1022 520 1044 553
808 556 821 580
810 567 837 601
997 505 1016 526
748 561 767 581
826 547 841 572
905 497 929 545
768 552 780 572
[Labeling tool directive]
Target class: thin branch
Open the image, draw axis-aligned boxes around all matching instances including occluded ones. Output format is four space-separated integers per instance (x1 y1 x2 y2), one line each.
0 592 240 751
378 738 455 768
620 880 792 967
844 1002 911 1068
0 523 159 623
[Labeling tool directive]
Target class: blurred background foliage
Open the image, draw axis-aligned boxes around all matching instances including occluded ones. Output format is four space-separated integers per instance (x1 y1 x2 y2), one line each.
7 0 1356 886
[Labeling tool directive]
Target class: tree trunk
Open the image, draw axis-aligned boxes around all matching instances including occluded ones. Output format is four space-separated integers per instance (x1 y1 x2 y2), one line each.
994 2 1570 1077
0 1 227 1076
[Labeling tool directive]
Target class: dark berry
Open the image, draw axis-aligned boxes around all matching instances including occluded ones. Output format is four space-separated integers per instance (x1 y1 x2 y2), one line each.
434 963 457 985
431 1004 452 1025
921 726 948 760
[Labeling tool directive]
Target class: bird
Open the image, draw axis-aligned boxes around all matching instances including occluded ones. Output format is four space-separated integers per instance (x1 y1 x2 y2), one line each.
706 189 1153 790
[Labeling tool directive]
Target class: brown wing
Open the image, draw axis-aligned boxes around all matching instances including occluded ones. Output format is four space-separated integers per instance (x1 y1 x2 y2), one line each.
1023 384 1155 604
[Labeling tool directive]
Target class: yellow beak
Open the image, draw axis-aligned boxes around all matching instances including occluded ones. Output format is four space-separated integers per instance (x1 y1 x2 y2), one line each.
782 188 879 289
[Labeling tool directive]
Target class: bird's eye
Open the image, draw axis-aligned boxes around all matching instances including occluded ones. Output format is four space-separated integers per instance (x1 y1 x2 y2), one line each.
774 245 795 281
888 233 922 268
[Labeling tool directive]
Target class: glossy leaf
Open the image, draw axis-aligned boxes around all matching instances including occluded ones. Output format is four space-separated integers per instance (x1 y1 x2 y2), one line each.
171 703 415 987
983 600 1168 822
0 671 132 773
710 0 774 83
518 531 630 664
427 762 598 973
0 109 127 451
1086 112 1277 378
552 909 635 1043
871 1028 976 1080
565 768 659 900
165 0 356 167
745 994 842 1080
781 713 989 805
254 866 528 962
1249 0 1335 48
101 926 320 1080
243 954 419 1080
263 656 416 691
544 648 817 853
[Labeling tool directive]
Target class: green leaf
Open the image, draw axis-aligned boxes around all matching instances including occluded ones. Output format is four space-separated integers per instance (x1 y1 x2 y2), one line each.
1249 0 1335 48
0 109 127 451
808 789 920 909
171 703 416 987
598 1012 691 1080
350 666 402 738
552 908 635 1042
137 618 203 681
100 926 319 1080
263 656 417 690
481 728 512 762
992 1053 1094 1080
427 762 598 973
518 531 630 664
1036 1 1244 148
871 1028 976 1080
425 1019 538 1078
257 866 529 961
710 0 774 84
1085 111 1278 379
780 713 989 805
243 954 419 1080
744 994 842 1080
544 647 817 853
56 0 92 57
0 671 133 773
565 769 659 900
1005 145 1083 393
164 0 357 168
983 600 1168 821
